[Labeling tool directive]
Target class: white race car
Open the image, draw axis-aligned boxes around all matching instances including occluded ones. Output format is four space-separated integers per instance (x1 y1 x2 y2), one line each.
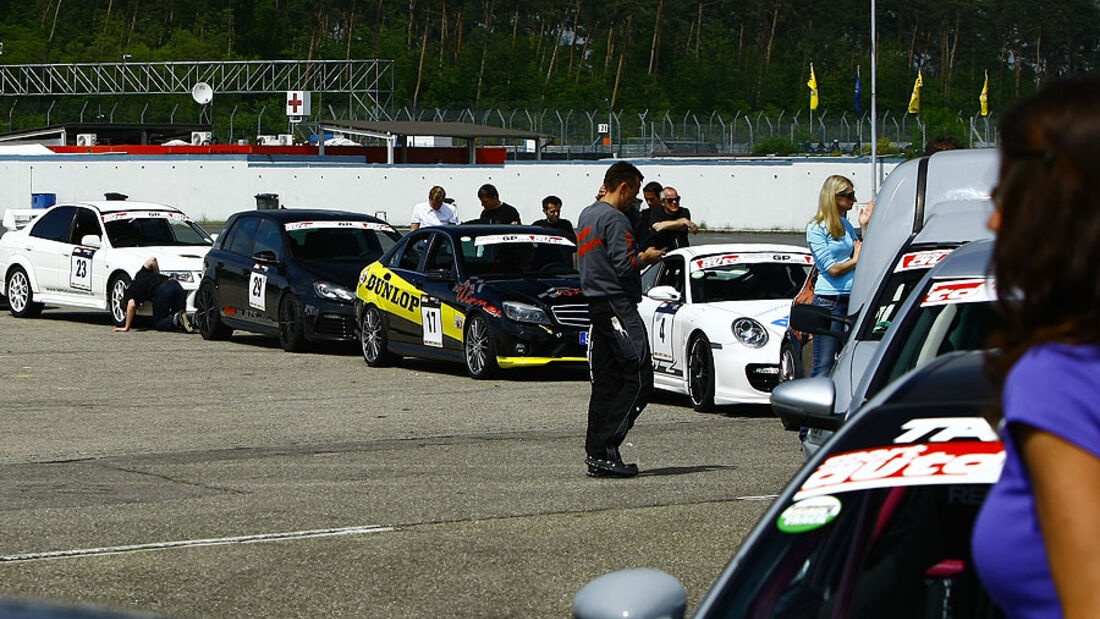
0 199 213 326
639 244 813 410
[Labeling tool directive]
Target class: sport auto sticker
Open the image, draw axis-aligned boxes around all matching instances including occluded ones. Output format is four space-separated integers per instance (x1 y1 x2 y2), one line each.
249 270 267 311
894 249 953 272
777 495 842 534
651 302 680 361
793 441 1005 501
921 278 996 307
421 295 444 348
69 247 95 291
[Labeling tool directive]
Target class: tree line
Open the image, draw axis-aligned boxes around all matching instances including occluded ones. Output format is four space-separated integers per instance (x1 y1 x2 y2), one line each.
0 0 1096 140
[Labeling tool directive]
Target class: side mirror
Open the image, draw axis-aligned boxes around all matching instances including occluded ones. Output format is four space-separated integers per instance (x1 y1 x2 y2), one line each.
425 268 452 282
647 285 681 302
252 250 279 264
80 234 102 248
790 303 852 337
770 377 842 431
573 568 687 619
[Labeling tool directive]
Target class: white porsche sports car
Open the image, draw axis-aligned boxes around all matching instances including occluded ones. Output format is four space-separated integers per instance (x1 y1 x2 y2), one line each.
639 244 813 410
0 199 213 326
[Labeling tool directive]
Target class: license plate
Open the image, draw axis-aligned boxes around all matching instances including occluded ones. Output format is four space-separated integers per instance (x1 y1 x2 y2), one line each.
579 331 588 346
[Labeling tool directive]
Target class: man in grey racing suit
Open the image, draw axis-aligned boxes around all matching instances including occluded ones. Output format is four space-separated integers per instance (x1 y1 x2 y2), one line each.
577 161 665 477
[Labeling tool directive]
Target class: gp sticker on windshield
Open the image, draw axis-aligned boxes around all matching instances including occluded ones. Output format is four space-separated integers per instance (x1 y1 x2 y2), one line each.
777 495 842 533
921 278 996 307
793 441 1005 500
473 234 575 247
284 221 395 233
894 249 953 272
101 211 192 223
692 253 813 270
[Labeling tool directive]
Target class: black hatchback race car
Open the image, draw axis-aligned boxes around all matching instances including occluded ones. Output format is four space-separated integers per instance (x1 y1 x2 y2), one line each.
574 350 1005 619
194 209 401 352
355 225 588 378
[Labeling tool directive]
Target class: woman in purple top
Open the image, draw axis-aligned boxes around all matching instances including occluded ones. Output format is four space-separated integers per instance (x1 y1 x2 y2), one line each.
971 77 1100 618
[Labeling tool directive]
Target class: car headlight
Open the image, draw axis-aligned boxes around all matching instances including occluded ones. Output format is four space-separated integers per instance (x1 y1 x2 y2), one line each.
732 317 769 348
503 301 551 325
314 281 356 302
164 270 194 283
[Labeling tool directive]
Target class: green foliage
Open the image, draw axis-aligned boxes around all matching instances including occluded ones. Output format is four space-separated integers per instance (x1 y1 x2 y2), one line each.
0 0 1095 129
752 136 800 156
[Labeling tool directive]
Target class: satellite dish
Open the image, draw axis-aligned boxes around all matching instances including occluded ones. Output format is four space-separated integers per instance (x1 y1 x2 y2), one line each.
191 82 214 105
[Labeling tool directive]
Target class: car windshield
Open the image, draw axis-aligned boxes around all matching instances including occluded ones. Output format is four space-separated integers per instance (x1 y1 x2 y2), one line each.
286 224 399 262
459 233 577 278
703 482 1000 619
103 212 213 247
862 248 956 342
877 295 1000 388
689 262 809 303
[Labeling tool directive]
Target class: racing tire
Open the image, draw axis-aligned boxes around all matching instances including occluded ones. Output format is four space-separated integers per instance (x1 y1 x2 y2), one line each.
361 306 399 367
195 282 232 341
463 313 500 380
278 294 308 353
687 333 717 413
6 267 43 318
107 272 132 327
778 340 803 384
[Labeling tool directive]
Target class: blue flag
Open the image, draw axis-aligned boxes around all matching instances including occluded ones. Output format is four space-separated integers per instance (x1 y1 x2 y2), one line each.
855 70 862 117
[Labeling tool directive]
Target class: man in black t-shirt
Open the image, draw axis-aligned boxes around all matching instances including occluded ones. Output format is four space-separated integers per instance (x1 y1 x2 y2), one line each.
475 183 522 225
643 186 699 251
530 195 576 240
113 258 193 333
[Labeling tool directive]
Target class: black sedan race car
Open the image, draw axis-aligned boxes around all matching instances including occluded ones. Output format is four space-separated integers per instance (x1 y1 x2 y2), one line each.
356 225 589 378
194 209 401 352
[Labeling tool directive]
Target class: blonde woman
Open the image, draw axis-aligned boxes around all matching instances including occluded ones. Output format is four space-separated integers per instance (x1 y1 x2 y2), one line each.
805 175 871 377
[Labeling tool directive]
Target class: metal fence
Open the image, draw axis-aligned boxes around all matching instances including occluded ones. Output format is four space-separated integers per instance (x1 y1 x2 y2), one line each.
345 106 998 157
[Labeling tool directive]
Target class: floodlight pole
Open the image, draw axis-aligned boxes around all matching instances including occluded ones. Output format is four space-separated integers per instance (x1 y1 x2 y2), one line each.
870 0 879 194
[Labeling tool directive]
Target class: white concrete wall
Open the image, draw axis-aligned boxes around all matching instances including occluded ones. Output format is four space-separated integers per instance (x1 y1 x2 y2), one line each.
0 154 898 231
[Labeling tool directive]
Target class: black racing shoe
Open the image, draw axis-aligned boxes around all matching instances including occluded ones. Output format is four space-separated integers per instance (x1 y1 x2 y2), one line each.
585 456 639 478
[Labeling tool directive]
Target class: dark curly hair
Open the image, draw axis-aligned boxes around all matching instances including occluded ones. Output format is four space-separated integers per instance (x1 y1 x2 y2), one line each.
988 76 1100 388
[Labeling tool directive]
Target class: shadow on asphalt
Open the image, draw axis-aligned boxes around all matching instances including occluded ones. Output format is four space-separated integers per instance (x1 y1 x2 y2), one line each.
640 464 736 477
397 356 590 382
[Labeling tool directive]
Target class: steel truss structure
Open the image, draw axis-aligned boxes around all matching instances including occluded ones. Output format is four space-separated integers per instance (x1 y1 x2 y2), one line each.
0 60 393 118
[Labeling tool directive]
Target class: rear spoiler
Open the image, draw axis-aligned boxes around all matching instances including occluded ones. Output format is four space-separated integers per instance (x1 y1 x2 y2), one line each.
2 209 41 231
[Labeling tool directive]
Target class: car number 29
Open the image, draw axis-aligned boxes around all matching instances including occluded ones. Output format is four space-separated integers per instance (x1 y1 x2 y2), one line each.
249 271 267 311
421 295 443 348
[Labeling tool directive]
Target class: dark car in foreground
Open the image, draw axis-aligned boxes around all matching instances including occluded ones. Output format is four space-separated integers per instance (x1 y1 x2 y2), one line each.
194 209 401 351
355 225 589 379
573 350 1004 619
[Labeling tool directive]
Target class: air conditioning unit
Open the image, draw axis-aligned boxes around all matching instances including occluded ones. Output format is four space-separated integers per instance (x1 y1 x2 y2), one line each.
76 133 97 147
257 134 279 146
191 131 213 145
277 134 294 146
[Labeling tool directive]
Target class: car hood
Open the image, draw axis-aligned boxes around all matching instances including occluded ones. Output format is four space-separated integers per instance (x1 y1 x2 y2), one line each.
466 276 586 307
110 245 210 271
695 299 793 334
296 259 368 289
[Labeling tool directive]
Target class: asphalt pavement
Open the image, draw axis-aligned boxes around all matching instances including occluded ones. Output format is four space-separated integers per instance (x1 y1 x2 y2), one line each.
0 307 804 618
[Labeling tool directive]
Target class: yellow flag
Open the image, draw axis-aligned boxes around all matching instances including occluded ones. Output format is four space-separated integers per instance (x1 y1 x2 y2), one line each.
980 71 989 116
908 71 923 114
807 63 819 111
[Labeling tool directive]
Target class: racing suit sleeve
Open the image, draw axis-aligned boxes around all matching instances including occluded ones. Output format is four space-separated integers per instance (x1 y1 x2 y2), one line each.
603 214 640 280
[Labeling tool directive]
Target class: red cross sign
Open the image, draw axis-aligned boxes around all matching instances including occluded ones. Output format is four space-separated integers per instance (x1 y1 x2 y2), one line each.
285 91 312 117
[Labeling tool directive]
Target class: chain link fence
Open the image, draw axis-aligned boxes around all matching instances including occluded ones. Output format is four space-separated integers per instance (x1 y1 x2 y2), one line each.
360 106 998 158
